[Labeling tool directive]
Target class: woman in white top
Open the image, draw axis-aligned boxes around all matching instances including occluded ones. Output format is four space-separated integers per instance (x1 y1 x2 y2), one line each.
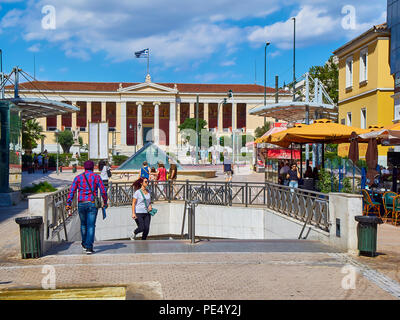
99 160 110 187
131 177 152 240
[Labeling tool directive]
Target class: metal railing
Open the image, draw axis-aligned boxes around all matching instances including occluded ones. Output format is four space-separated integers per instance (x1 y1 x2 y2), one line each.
45 187 78 241
108 180 330 232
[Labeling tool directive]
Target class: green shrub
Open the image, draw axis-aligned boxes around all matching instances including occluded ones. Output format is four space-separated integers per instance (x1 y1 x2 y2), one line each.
112 155 129 166
78 153 88 166
22 181 57 194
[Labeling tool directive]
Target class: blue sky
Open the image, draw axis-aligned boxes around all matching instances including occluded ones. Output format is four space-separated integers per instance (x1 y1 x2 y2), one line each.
0 0 387 87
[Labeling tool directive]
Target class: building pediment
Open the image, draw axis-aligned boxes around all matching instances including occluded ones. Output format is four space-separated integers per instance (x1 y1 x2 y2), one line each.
118 81 178 94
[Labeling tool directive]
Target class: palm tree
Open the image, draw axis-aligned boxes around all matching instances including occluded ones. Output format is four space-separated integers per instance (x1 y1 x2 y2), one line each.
22 119 44 152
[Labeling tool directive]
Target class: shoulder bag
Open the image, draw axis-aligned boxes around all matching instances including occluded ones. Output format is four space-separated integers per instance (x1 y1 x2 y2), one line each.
107 166 112 178
139 189 157 216
83 173 102 209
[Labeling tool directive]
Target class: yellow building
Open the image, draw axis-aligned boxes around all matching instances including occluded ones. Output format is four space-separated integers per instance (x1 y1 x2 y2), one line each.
333 23 394 165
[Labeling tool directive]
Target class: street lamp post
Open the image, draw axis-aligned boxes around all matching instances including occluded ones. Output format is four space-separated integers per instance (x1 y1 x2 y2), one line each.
292 17 296 102
0 49 4 99
55 129 59 175
264 42 270 125
137 123 141 149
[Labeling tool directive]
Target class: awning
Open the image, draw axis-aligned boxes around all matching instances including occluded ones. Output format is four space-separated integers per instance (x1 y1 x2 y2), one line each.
249 102 337 122
6 98 79 121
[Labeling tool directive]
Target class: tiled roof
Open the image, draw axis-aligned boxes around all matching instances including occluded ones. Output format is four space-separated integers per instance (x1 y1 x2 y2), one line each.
333 22 389 55
8 81 289 94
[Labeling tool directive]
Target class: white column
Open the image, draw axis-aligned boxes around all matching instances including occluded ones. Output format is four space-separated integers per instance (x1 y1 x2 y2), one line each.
136 101 144 147
190 102 195 118
232 102 237 131
204 103 209 128
169 100 177 149
87 101 92 126
101 101 107 122
120 102 127 145
218 103 223 133
153 101 160 145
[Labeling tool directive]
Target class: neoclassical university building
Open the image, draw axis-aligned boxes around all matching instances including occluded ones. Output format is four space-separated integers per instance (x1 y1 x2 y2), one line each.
8 74 292 155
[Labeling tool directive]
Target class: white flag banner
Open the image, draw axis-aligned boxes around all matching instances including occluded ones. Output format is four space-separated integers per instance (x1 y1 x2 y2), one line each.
89 122 109 159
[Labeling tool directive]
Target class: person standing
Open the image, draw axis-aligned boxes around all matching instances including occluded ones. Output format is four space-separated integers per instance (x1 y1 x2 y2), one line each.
131 177 152 240
169 163 178 198
280 161 290 186
43 151 49 173
37 153 43 171
140 161 150 180
287 163 301 190
157 162 167 198
99 160 111 188
65 160 108 254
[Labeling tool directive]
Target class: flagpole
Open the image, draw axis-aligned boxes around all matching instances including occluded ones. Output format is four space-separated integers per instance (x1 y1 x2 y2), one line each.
147 48 149 75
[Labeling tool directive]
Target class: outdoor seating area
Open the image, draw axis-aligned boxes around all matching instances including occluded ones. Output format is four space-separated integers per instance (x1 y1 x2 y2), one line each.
362 189 400 225
255 119 400 222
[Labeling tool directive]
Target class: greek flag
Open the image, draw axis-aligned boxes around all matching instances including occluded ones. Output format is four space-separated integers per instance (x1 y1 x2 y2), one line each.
135 48 149 58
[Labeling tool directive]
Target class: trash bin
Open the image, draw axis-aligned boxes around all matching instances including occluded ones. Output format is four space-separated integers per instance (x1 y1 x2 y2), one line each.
354 215 383 257
15 216 43 259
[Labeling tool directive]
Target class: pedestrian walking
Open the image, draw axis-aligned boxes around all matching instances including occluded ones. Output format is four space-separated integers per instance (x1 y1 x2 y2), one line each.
131 177 152 240
223 150 233 182
65 160 108 254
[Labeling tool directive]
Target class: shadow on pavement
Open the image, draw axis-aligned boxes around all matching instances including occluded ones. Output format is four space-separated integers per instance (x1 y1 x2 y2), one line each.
0 200 29 224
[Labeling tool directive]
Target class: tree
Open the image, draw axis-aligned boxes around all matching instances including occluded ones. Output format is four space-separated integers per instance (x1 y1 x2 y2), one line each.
56 130 74 153
254 122 272 139
178 118 208 146
22 119 44 151
308 55 339 104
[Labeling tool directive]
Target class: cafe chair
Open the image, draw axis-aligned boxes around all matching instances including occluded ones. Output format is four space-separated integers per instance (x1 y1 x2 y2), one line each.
361 189 381 217
392 195 400 226
383 191 398 223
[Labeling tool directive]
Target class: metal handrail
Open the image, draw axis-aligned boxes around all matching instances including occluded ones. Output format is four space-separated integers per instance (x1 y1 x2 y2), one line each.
107 180 330 232
46 187 78 240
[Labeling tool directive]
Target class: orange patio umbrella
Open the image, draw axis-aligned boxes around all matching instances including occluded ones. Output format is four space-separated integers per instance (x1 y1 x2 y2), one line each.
359 122 400 144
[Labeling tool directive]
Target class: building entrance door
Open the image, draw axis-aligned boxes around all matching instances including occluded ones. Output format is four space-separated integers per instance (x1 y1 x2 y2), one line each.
143 125 153 144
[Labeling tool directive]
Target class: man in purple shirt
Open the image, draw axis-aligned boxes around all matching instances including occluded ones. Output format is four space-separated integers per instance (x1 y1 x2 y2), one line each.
66 160 108 254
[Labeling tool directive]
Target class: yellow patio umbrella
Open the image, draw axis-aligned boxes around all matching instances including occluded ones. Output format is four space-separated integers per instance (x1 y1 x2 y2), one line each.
268 119 373 148
359 122 400 143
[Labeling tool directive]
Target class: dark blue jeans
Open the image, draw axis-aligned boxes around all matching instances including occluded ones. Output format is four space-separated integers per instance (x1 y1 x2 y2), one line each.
134 213 152 240
78 202 98 250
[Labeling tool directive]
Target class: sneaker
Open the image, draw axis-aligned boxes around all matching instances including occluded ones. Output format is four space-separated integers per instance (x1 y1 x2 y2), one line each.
86 248 94 255
130 231 137 241
81 244 87 252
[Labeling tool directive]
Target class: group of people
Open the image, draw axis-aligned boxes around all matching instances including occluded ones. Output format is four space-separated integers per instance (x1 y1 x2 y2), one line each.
65 159 178 254
27 150 49 173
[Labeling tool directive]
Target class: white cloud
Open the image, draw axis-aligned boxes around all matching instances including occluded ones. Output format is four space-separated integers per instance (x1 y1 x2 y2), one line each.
0 0 388 68
221 60 236 67
27 43 41 52
247 3 387 49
